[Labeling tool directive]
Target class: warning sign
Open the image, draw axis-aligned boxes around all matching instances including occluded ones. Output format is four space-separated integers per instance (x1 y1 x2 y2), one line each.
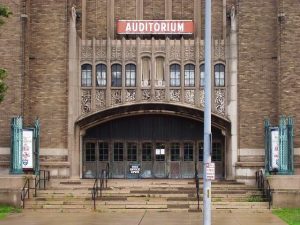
205 163 215 180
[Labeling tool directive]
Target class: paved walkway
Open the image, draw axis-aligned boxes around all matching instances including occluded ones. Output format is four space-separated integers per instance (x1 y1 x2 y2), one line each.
0 211 287 225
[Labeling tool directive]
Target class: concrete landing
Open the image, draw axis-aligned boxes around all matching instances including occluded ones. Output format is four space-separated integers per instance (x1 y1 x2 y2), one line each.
0 211 288 225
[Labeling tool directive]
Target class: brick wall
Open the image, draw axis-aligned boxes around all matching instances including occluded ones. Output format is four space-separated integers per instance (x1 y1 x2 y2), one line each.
86 0 107 39
0 0 23 146
238 0 278 149
27 0 68 148
172 0 194 20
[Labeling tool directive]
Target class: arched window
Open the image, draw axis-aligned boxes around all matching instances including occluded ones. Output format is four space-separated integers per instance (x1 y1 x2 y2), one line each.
141 57 151 87
184 64 195 87
111 64 122 87
96 64 107 87
125 64 136 87
200 64 205 87
81 64 92 87
156 57 165 86
170 64 181 87
214 64 225 87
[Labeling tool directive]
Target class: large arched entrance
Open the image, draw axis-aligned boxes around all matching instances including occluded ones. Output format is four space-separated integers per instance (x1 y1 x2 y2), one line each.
76 104 230 179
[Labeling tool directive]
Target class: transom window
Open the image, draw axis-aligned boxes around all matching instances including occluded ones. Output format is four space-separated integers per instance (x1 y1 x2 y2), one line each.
111 64 122 87
96 64 107 87
127 142 137 161
142 143 152 161
184 64 195 87
214 64 225 87
170 64 181 87
85 142 95 161
170 143 180 161
212 142 222 161
99 142 108 161
200 64 205 87
81 64 92 87
125 64 136 87
184 143 193 161
155 143 165 161
113 142 124 161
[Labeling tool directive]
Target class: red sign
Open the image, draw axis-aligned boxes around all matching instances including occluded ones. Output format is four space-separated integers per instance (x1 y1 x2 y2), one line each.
117 20 194 34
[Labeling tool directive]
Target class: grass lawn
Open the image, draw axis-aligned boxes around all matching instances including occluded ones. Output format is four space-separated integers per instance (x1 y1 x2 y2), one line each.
0 205 21 220
273 208 300 225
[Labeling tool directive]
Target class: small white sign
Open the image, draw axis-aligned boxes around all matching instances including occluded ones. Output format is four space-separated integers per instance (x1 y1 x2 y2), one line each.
22 130 34 170
205 163 215 180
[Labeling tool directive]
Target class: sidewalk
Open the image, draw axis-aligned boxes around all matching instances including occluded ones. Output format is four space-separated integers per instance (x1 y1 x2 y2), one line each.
0 211 288 225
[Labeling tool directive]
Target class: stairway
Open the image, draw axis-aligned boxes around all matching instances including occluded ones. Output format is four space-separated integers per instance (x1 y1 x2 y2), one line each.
24 179 270 212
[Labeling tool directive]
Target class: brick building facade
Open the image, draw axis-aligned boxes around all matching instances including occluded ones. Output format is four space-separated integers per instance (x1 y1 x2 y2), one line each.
0 0 299 182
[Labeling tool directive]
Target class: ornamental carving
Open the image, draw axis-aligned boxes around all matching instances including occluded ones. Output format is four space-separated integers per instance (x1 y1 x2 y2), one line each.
185 90 195 104
214 40 225 59
199 89 205 107
170 46 180 60
81 90 91 114
184 46 195 60
142 89 151 101
95 90 105 109
125 89 136 102
170 89 181 102
96 47 106 60
215 89 225 115
111 90 122 105
199 40 204 59
81 46 92 59
125 47 136 60
111 46 122 60
154 89 165 101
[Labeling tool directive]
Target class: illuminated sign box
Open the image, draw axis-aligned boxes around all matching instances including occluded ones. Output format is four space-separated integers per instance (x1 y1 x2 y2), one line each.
117 20 194 34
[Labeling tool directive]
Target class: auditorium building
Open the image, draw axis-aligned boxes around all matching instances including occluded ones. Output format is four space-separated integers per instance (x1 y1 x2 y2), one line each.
0 0 299 183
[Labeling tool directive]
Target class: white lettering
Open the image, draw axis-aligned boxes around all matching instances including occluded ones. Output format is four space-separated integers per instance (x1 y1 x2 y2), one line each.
161 23 166 32
132 22 138 32
154 23 160 32
125 23 131 32
139 22 145 32
177 23 184 32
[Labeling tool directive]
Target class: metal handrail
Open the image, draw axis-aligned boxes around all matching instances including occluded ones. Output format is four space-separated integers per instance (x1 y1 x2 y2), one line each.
195 162 200 210
21 170 50 208
255 169 272 209
92 163 109 210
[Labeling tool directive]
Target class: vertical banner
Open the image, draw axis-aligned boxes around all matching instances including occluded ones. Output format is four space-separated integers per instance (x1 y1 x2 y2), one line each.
22 129 34 170
270 128 279 170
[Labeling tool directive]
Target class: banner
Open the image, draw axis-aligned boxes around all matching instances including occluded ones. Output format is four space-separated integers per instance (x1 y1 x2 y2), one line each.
270 128 279 170
117 20 194 34
22 130 34 170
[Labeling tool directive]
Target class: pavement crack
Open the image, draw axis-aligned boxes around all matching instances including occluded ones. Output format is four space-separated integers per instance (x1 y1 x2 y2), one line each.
138 210 147 225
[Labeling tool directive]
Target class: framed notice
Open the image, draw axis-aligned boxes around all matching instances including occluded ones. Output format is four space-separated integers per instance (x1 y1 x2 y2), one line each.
205 163 215 180
22 129 34 170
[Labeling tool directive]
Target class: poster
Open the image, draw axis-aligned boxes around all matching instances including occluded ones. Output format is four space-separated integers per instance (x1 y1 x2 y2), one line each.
22 130 34 170
271 128 279 170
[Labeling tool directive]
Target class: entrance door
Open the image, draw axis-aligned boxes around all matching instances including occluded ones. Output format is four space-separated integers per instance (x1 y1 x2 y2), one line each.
181 142 195 178
153 143 167 178
169 143 180 178
140 142 154 178
111 142 125 178
126 142 139 179
83 142 97 178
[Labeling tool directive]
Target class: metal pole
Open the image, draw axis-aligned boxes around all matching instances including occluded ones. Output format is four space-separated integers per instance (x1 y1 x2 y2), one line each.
203 0 212 225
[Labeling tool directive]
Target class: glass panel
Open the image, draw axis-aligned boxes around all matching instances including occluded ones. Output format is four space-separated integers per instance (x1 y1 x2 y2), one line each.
184 143 193 161
198 142 203 161
111 64 122 87
99 142 108 161
142 57 151 85
155 143 165 161
214 64 225 87
85 142 95 161
113 142 123 161
184 64 195 87
170 64 180 87
142 143 152 161
127 142 137 161
96 64 107 87
212 142 222 161
200 64 205 87
125 64 136 87
156 57 165 82
170 143 180 161
81 64 92 87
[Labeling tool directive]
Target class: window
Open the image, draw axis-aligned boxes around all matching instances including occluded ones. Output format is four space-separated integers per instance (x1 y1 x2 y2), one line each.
85 143 95 161
141 57 151 86
125 64 136 87
113 142 124 161
214 64 225 87
200 64 205 87
96 64 107 87
155 143 165 161
142 143 152 161
111 64 122 87
184 143 193 161
81 64 92 87
184 64 195 87
212 142 222 161
170 143 180 161
156 57 165 85
170 64 181 87
99 142 108 161
127 143 137 161
198 142 203 161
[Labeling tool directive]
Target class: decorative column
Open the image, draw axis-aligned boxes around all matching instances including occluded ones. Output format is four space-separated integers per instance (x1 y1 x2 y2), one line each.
10 116 23 174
